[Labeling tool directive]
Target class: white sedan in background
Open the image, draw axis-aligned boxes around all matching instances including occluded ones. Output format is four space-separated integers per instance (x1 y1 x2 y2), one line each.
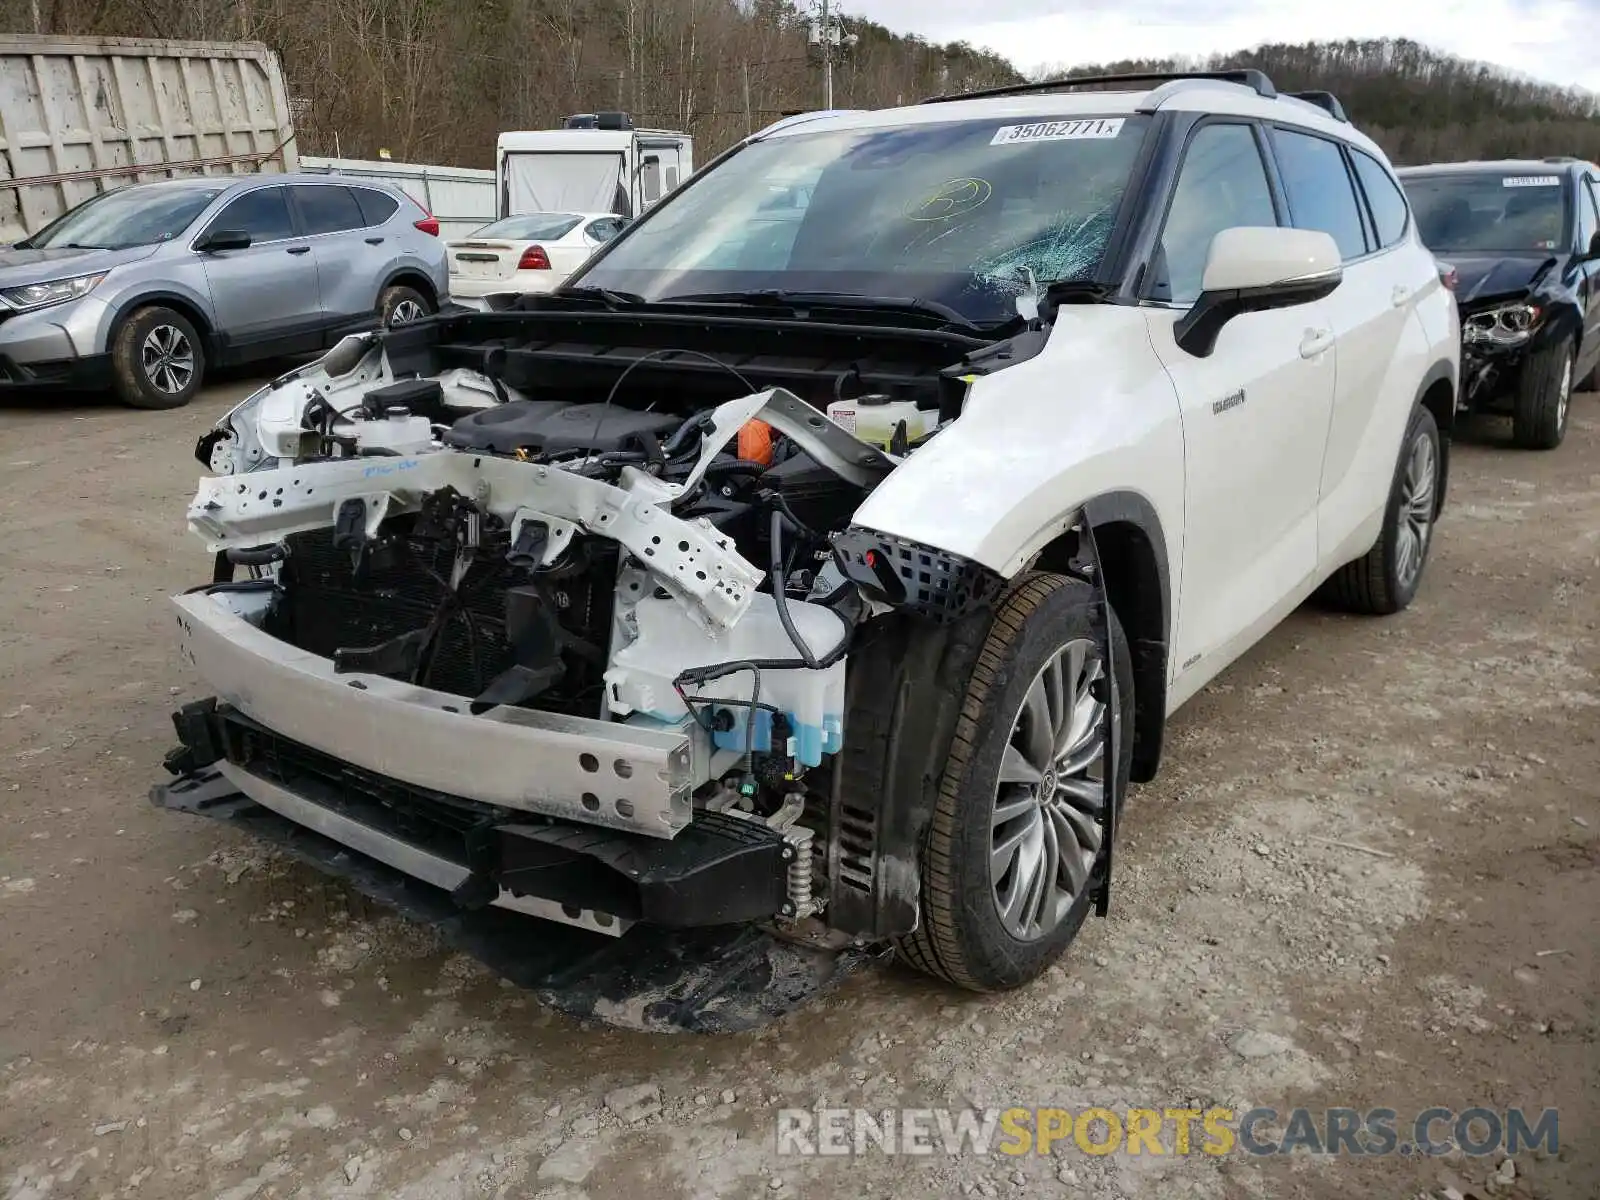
445 212 626 304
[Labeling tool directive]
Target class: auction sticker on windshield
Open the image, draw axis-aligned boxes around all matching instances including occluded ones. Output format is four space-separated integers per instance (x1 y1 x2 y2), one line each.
1502 175 1561 187
990 118 1126 146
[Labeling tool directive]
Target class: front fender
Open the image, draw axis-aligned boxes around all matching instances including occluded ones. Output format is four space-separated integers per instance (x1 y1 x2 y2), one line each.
848 308 1185 580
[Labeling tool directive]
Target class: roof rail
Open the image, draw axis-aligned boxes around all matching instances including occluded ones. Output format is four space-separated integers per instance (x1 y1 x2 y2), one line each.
1542 155 1578 163
1289 90 1349 122
921 68 1278 105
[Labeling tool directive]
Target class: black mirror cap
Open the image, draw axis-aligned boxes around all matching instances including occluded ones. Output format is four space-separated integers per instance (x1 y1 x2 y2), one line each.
1587 230 1600 260
198 228 252 253
1174 271 1342 358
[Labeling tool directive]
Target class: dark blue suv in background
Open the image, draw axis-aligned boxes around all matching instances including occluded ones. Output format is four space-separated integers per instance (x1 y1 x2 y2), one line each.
1399 157 1600 449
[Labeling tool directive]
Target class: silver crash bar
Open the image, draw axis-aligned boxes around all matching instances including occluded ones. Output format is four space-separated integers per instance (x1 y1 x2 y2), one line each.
174 591 696 839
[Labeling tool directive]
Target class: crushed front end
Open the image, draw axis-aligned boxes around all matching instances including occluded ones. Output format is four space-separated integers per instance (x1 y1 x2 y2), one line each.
154 312 997 1030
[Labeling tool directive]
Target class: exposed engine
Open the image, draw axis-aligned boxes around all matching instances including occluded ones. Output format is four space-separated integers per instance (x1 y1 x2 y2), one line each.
177 312 981 941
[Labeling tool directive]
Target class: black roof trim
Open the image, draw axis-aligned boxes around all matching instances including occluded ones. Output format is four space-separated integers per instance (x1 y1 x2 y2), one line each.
921 69 1277 105
1290 90 1349 123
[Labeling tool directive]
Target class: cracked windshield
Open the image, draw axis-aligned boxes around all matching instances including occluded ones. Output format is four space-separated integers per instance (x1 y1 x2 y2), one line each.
580 114 1151 324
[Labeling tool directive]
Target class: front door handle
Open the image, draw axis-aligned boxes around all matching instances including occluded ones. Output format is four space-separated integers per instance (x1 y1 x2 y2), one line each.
1299 327 1334 359
365 236 385 245
1391 284 1411 308
286 245 311 256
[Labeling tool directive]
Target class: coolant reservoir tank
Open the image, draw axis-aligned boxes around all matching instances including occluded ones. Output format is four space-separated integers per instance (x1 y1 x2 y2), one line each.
356 406 434 456
826 394 936 451
605 593 848 768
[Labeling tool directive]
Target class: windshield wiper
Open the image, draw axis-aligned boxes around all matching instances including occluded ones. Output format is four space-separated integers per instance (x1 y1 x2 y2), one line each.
661 289 990 332
559 284 646 308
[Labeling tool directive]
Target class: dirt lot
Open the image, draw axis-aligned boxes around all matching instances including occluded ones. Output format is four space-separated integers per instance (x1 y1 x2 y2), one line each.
1 379 1596 1200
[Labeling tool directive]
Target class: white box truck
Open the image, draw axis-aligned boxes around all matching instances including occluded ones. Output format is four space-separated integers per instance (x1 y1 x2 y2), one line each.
495 112 693 221
0 34 297 243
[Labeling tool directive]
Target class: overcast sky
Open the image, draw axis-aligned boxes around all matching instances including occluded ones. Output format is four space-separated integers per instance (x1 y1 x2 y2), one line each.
840 0 1600 94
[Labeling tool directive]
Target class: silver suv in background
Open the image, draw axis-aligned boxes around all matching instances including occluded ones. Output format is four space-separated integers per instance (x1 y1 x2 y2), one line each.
0 174 450 408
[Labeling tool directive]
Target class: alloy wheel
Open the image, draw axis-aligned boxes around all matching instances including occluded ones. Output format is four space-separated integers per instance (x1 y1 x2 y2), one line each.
141 325 195 395
989 637 1109 941
1395 430 1437 591
387 299 426 326
1555 353 1572 433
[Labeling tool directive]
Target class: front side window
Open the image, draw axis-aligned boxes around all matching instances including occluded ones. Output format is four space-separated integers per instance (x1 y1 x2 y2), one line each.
1272 128 1368 260
1155 123 1278 306
1404 171 1569 254
1577 178 1599 251
294 185 365 236
640 158 663 205
575 113 1153 325
204 187 295 244
22 184 222 250
1352 150 1410 249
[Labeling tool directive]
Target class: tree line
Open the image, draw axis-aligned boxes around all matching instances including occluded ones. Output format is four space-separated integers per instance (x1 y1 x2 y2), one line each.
1040 39 1600 165
4 2 1597 170
1 0 1019 165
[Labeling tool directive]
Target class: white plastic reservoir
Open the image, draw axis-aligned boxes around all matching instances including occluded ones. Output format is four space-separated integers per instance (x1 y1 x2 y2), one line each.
605 593 847 767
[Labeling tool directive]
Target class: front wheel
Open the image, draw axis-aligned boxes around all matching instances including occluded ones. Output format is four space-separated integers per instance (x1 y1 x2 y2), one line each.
1511 340 1573 450
110 306 205 410
897 573 1134 993
378 285 432 328
1321 404 1441 615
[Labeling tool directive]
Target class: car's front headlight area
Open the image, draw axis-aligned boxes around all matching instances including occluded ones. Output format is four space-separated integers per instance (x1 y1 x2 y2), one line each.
1463 300 1542 347
0 271 107 313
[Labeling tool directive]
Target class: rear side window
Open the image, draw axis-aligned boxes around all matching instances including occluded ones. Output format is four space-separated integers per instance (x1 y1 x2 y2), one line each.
1272 128 1368 260
353 188 399 227
1352 150 1410 249
294 185 366 235
1155 122 1279 305
205 186 295 243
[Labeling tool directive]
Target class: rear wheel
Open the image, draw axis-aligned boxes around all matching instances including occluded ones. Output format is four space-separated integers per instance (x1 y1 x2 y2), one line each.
1321 404 1440 615
379 285 432 328
1511 340 1573 450
110 306 205 410
896 573 1134 993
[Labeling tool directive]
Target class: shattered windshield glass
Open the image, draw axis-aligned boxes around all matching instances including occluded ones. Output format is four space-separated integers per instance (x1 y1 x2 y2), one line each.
575 114 1151 324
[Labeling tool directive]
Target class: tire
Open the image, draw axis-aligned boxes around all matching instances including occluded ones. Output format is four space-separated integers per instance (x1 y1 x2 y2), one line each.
1510 340 1573 450
896 573 1135 993
1321 404 1441 616
378 285 432 328
110 306 205 410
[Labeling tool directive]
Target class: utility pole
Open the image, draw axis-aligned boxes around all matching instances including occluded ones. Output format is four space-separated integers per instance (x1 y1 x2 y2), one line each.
820 0 833 111
808 0 855 111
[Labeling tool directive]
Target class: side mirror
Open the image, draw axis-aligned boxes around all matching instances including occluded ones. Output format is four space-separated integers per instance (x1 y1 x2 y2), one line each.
1585 230 1600 261
196 228 251 253
1175 226 1343 358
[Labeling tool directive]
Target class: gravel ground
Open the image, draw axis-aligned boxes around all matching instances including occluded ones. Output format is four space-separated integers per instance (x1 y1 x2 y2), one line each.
1 380 1596 1200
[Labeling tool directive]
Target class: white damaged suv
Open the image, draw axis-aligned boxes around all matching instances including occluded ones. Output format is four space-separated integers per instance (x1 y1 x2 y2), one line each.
157 70 1458 1029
